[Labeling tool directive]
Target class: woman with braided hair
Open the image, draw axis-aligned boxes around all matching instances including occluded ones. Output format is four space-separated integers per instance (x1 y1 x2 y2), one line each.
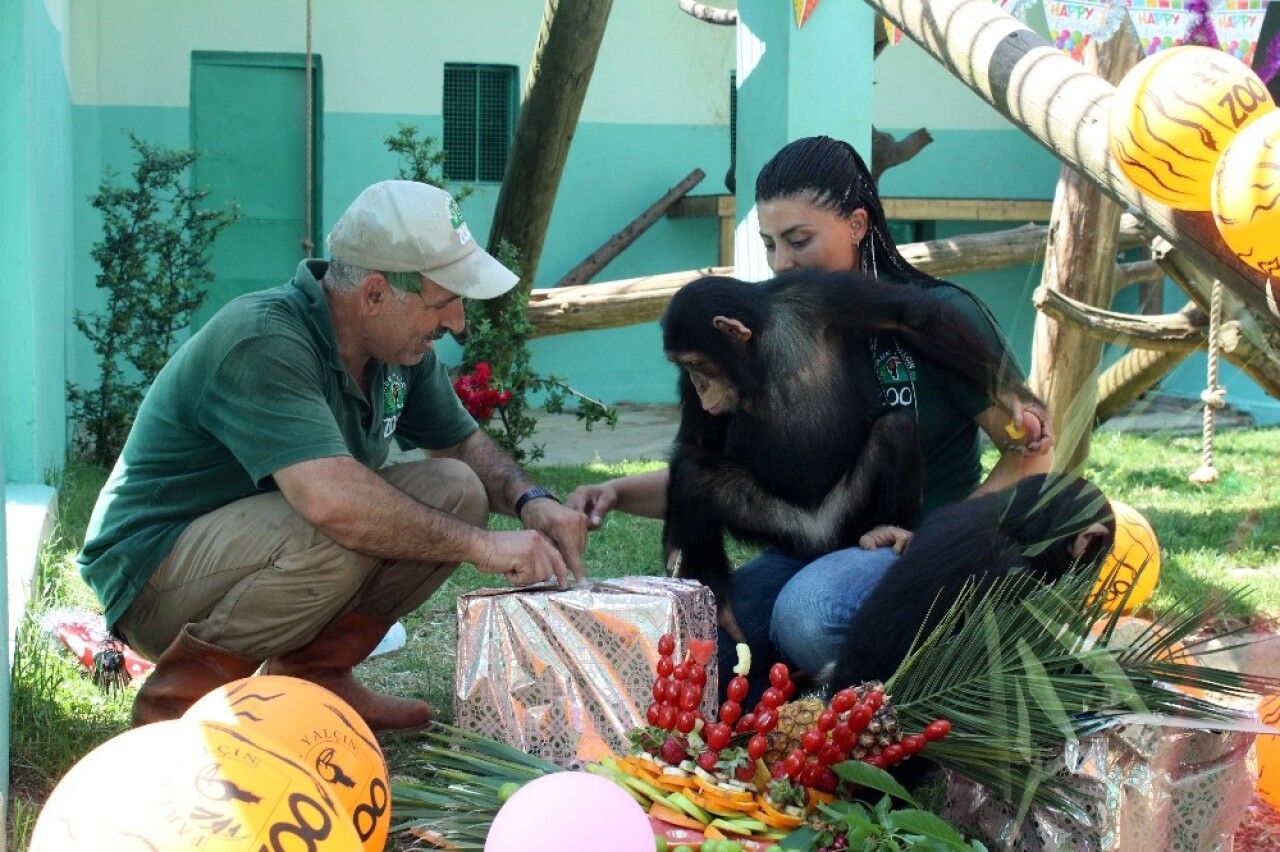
569 136 1054 705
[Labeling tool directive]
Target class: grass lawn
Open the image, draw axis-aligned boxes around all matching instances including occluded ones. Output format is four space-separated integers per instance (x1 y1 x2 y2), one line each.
7 426 1280 850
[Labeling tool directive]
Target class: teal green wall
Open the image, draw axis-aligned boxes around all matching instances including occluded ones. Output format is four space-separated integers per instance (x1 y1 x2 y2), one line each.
3 0 72 485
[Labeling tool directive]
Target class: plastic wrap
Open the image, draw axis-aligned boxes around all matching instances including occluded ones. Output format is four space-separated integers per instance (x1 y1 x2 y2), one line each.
454 576 717 768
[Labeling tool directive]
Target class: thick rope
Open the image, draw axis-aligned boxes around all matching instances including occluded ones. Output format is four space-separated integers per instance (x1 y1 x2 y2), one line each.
303 0 314 255
1189 280 1225 485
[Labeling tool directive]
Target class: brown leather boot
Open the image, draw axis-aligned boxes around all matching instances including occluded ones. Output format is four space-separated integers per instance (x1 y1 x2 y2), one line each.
132 627 260 726
265 610 433 733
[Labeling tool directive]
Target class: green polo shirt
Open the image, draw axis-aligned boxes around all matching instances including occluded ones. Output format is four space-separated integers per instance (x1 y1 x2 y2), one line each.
78 260 477 628
871 284 1022 520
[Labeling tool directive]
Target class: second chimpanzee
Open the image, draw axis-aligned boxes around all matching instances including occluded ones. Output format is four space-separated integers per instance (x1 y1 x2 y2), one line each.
660 269 1042 616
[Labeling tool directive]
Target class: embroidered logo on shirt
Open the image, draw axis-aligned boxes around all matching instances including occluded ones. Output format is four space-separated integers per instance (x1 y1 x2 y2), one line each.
871 336 919 411
381 373 407 438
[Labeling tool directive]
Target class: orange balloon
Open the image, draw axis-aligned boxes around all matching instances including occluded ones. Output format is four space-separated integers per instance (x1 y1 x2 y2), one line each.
1259 695 1280 811
1212 110 1280 277
1109 46 1275 210
29 719 360 851
186 675 390 852
1086 615 1203 697
1090 500 1161 613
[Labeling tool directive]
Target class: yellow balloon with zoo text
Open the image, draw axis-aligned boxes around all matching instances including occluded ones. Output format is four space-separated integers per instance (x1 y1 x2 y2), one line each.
29 719 361 851
1089 500 1161 613
1258 694 1280 811
187 675 391 852
1212 110 1280 278
1109 45 1275 211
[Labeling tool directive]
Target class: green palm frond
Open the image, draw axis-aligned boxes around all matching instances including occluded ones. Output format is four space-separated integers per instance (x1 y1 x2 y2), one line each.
390 725 562 849
885 566 1279 820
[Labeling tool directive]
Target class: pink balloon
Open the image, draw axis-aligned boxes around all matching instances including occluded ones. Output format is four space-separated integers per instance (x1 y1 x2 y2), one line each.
485 771 654 852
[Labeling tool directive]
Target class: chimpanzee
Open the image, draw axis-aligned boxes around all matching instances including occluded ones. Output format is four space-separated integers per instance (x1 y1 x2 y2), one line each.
659 268 1042 614
823 472 1116 693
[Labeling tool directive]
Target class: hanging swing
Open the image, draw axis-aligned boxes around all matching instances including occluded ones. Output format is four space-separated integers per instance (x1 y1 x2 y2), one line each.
1188 280 1226 486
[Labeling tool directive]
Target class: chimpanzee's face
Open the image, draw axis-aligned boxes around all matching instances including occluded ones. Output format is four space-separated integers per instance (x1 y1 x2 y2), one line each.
670 352 740 416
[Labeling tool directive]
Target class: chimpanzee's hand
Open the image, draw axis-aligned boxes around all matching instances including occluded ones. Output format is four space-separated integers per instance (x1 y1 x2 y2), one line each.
858 525 914 554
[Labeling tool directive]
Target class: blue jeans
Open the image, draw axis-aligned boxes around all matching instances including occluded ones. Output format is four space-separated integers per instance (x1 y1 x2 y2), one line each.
716 545 898 705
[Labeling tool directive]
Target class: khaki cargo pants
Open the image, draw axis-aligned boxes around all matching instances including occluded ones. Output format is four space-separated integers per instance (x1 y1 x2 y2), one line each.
115 458 488 661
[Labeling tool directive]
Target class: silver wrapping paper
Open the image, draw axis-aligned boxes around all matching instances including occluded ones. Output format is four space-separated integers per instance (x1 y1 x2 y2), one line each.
454 576 717 768
943 724 1256 851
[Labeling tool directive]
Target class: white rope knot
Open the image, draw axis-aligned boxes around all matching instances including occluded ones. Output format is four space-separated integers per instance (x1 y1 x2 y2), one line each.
1200 387 1227 408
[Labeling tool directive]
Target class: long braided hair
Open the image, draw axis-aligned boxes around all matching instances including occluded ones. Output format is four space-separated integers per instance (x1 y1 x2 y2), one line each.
754 135 941 288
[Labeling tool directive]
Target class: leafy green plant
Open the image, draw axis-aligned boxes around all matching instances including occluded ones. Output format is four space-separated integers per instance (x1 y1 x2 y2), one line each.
385 123 616 463
67 134 238 466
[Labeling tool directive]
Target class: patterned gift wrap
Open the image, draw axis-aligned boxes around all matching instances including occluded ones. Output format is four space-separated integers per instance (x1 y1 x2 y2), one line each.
454 576 717 768
943 724 1256 851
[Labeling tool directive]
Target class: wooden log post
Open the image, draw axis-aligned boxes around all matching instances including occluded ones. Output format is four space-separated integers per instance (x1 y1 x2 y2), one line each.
1029 18 1143 472
553 168 706 288
863 0 1280 330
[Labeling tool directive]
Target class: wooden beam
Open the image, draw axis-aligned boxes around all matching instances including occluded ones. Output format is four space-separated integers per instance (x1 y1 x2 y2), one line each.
667 194 1054 223
864 0 1279 328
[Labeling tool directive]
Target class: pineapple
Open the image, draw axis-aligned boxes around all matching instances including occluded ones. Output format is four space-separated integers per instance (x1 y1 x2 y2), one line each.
846 680 903 761
764 695 825 765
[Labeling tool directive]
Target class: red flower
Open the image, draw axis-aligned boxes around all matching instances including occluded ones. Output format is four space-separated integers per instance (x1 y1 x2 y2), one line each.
453 362 512 423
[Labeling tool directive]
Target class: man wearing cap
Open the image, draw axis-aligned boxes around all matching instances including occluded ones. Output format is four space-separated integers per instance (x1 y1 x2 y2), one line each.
78 180 588 732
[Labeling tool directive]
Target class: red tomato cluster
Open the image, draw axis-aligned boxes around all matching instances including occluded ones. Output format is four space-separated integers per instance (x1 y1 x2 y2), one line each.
646 633 714 734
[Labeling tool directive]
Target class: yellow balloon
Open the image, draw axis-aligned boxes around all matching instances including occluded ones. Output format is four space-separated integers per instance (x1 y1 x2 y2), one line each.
1212 110 1280 277
30 719 360 851
1259 694 1280 811
1090 500 1160 613
1109 45 1275 210
187 675 390 852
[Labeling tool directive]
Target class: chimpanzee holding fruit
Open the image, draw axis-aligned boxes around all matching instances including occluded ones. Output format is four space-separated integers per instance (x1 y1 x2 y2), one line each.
824 473 1116 691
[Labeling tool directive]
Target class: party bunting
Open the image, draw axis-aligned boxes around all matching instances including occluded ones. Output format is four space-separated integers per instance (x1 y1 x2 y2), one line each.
794 0 820 28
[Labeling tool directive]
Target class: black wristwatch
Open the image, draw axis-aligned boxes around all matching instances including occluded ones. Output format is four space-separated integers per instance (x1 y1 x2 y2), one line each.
514 486 560 516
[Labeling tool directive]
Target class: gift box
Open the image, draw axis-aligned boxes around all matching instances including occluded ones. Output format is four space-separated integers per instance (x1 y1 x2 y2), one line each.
454 576 718 768
942 723 1257 851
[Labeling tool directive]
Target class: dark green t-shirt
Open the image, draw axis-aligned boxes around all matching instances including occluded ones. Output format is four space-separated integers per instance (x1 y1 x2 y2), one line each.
78 260 478 627
869 284 1022 520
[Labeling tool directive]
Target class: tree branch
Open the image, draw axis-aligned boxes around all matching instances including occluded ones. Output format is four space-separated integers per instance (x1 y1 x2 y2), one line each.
676 0 737 24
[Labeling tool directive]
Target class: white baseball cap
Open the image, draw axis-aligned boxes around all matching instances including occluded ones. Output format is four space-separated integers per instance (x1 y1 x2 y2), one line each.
327 180 518 299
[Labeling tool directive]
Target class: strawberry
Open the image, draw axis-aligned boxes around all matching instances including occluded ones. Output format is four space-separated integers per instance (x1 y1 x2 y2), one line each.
660 735 689 766
697 750 720 772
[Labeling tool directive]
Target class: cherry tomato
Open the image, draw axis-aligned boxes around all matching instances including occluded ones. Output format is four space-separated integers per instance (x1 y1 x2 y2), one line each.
653 677 670 703
799 761 824 788
754 707 778 734
863 754 887 769
735 712 756 734
902 734 928 755
760 687 785 709
817 709 837 732
705 722 732 751
847 705 873 732
881 743 905 765
676 711 697 734
726 676 749 703
657 704 677 731
925 719 952 741
802 729 826 754
674 662 691 682
657 656 674 677
816 767 839 793
688 663 707 686
646 702 662 726
783 751 805 779
679 682 701 711
781 680 796 699
864 690 885 712
747 734 768 761
769 662 791 689
719 700 742 726
819 743 845 766
658 634 674 656
832 722 856 751
830 688 857 713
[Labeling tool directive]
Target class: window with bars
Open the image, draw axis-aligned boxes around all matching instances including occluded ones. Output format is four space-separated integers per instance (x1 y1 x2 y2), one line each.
443 63 517 183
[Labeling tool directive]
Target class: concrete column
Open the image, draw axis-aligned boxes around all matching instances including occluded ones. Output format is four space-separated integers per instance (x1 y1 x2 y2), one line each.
733 0 875 281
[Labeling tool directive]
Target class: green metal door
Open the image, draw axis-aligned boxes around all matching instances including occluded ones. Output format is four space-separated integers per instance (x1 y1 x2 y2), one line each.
191 52 321 328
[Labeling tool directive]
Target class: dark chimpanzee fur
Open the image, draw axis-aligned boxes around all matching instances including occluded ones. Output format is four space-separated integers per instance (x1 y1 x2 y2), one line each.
824 473 1117 694
660 268 1040 611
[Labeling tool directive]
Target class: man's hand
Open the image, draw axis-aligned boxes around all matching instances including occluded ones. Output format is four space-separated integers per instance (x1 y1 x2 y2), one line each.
859 525 914 554
475 530 570 587
567 482 619 530
518 499 589 583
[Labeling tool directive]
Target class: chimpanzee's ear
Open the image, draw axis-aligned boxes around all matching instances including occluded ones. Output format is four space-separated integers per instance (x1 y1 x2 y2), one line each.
1069 522 1111 558
711 316 753 346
